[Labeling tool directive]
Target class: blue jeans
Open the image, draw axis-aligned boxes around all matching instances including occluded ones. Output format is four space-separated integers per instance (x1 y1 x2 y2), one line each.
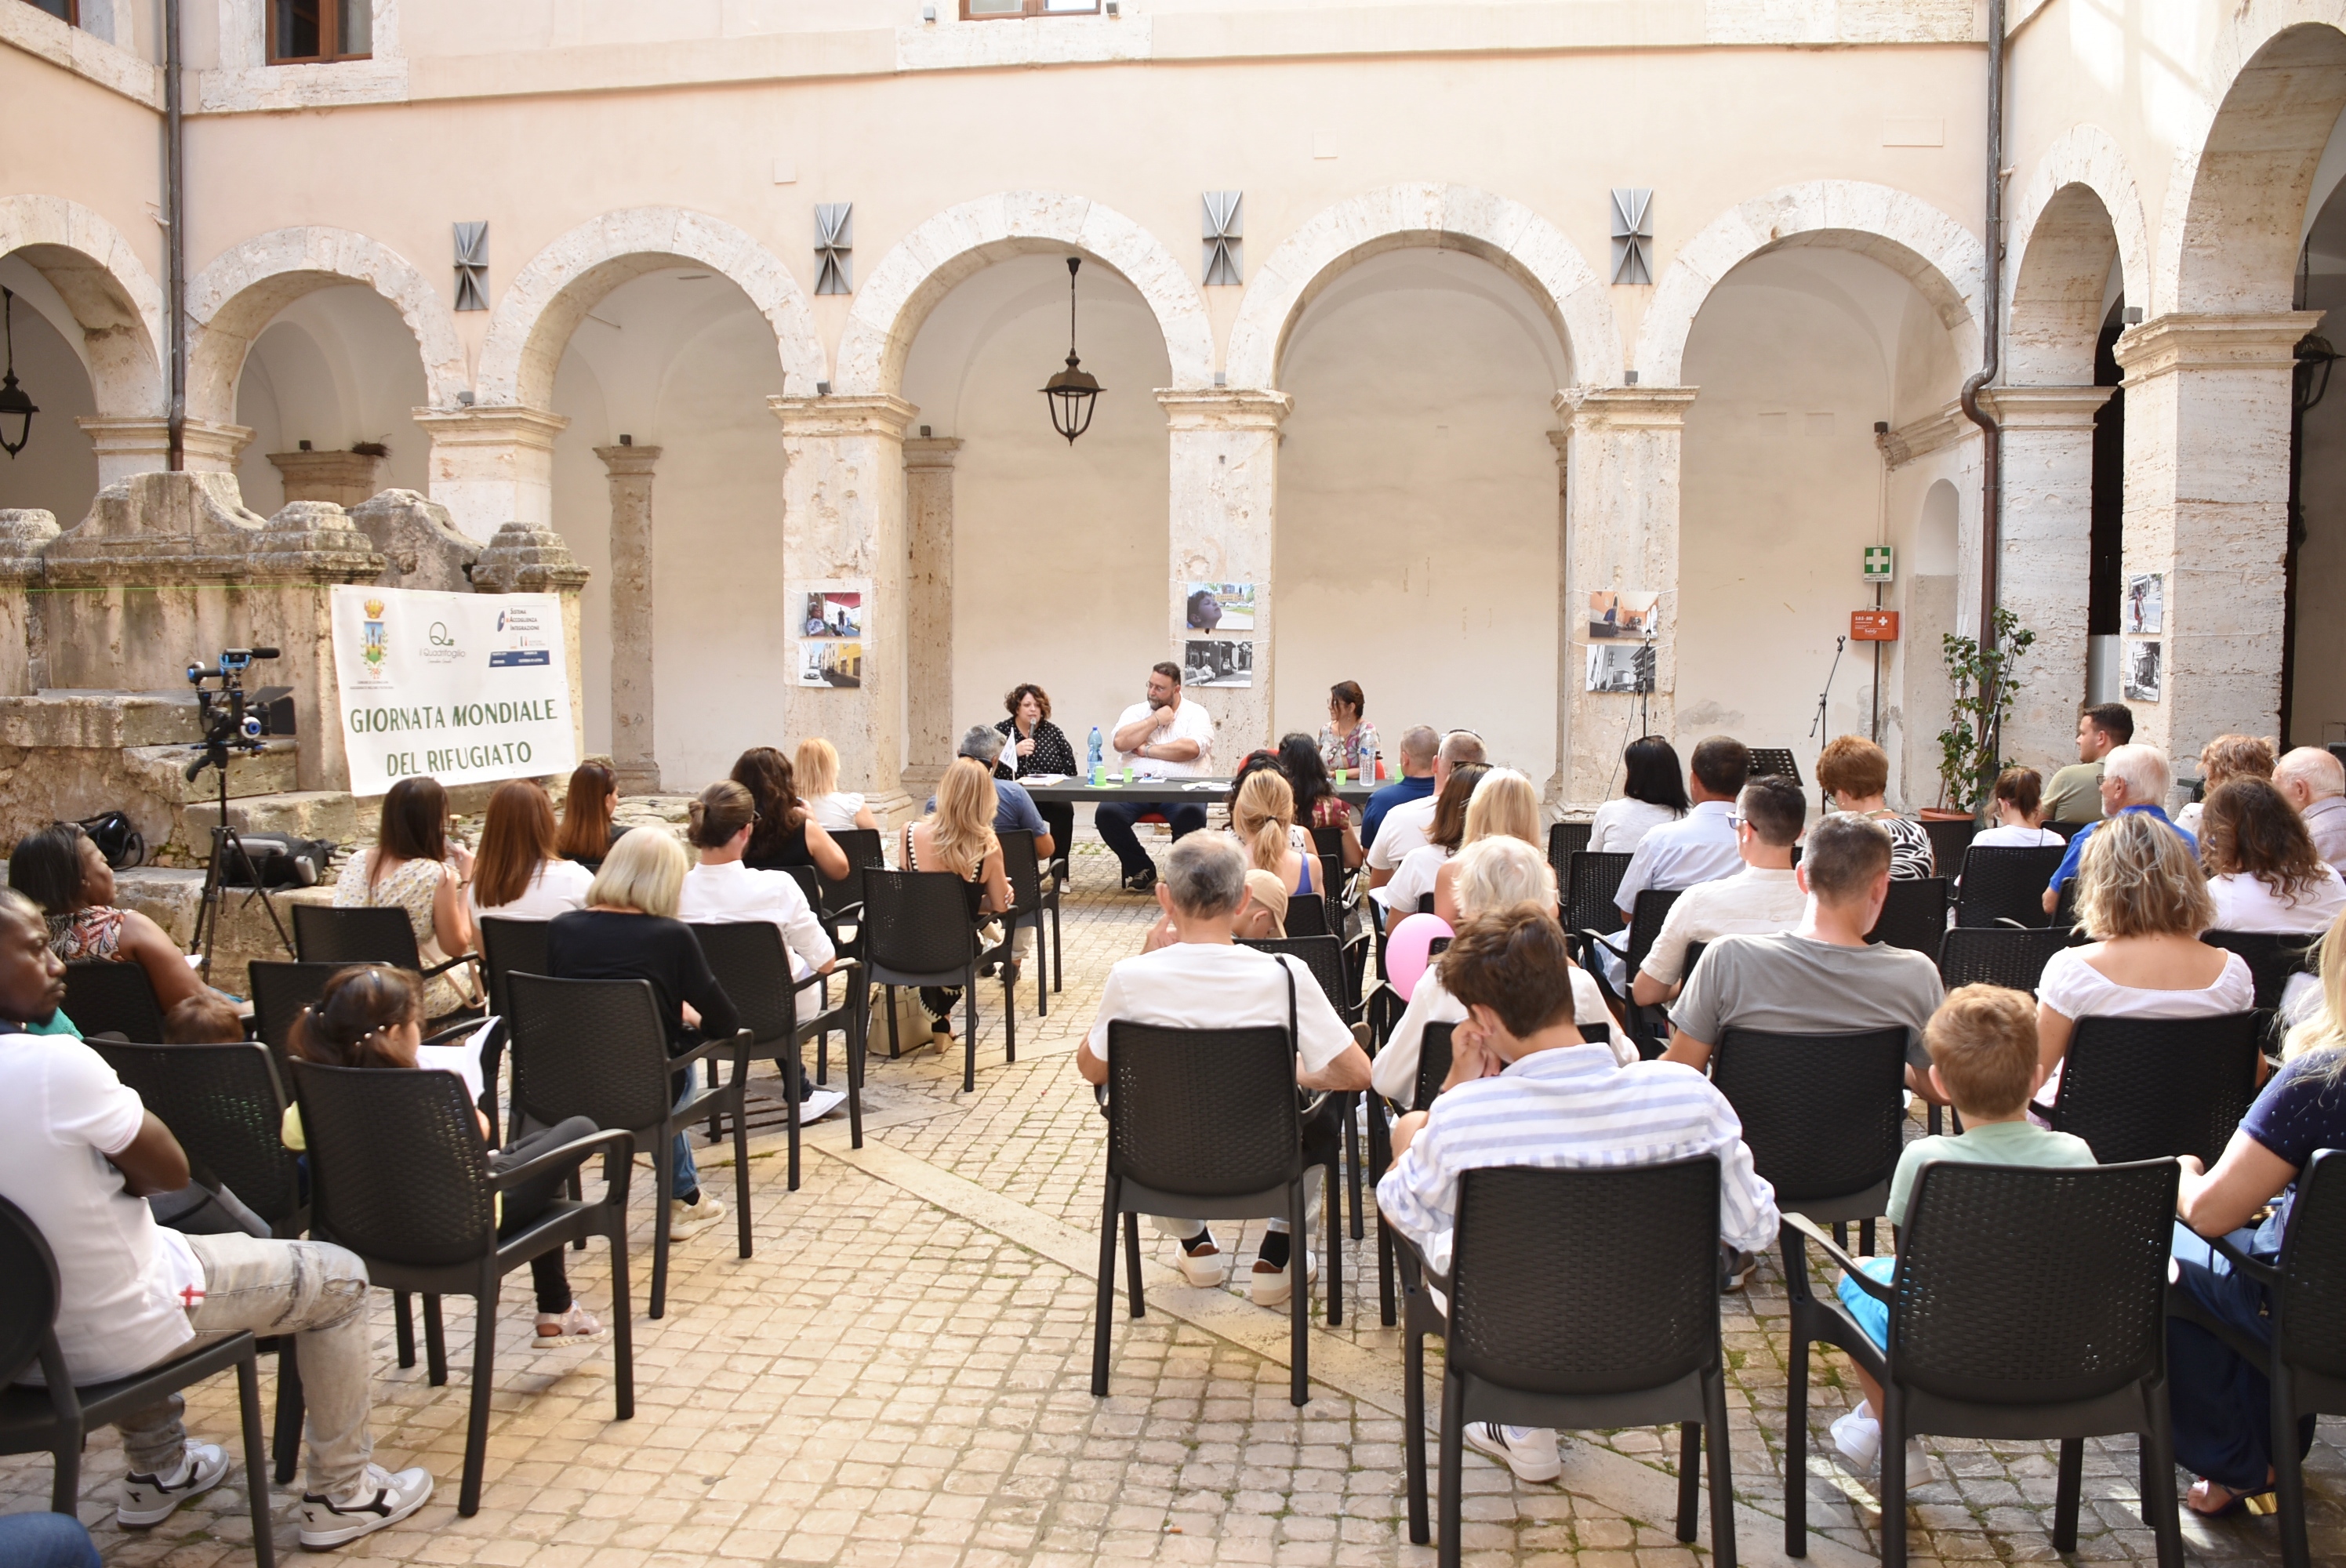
671 1080 699 1204
0 1514 100 1568
1095 802 1208 880
2166 1221 2312 1491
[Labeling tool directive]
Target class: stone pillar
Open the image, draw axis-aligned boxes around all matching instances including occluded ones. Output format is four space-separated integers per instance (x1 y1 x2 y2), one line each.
2112 313 2320 757
1555 385 1696 811
412 406 569 543
902 436 963 795
267 448 388 507
593 443 663 794
77 416 253 485
1978 386 2114 772
1158 389 1291 756
768 394 918 824
471 521 594 769
0 510 60 695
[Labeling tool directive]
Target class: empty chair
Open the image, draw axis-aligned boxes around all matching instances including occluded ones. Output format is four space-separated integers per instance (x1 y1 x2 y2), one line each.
89 1040 305 1240
1575 888 1680 1056
1716 1025 1908 1268
474 916 554 1021
819 826 888 941
688 920 863 1185
1783 1160 2185 1568
1865 877 1949 955
859 868 1015 1093
1935 926 2073 994
996 829 1058 1015
1563 851 1632 935
1546 819 1592 880
1952 844 2068 927
2037 1013 2262 1166
294 904 467 986
60 959 167 1042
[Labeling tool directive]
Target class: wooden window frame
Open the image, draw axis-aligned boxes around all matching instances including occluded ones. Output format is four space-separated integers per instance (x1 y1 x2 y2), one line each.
960 0 1101 17
267 0 371 65
21 0 81 27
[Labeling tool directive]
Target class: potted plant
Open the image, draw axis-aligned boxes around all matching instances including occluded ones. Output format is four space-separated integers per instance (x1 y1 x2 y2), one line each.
1932 608 2036 819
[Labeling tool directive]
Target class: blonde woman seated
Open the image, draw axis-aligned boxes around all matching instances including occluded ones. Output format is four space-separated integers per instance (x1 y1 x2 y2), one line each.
1431 768 1542 925
2036 811 2256 1107
1375 762 1490 923
1371 836 1628 1109
1229 768 1318 897
901 757 1013 1046
795 737 880 834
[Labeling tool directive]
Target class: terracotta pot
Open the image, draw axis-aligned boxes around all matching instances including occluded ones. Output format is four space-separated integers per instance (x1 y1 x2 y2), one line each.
1917 807 1974 822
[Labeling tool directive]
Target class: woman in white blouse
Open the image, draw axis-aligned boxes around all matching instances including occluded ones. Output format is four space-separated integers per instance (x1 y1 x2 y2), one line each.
794 736 879 833
1588 736 1688 853
2199 777 2346 934
469 779 594 921
1968 767 2065 849
1376 763 1488 921
2036 812 2255 1099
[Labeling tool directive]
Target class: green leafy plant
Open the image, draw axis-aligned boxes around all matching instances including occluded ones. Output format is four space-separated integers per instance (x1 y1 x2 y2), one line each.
1936 608 2036 815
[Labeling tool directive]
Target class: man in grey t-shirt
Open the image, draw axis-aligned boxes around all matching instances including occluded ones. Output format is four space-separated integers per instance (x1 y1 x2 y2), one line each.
1666 815 1944 1098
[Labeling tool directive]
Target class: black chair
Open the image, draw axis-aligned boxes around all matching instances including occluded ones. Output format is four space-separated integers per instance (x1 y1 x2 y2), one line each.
474 916 553 1022
1396 1160 1735 1568
688 921 864 1185
2043 819 2090 840
819 827 888 953
0 1195 274 1564
1577 888 1680 1056
1919 817 1974 880
859 868 1015 1094
1716 1025 1908 1264
2039 1013 2262 1166
61 959 167 1043
503 972 751 1318
1546 820 1593 884
2166 1148 2346 1568
291 904 464 984
1784 1160 2185 1568
1242 935 1364 1238
290 1059 633 1517
1285 888 1335 938
247 960 347 1067
1952 845 2068 927
1091 1022 1342 1406
1563 851 1632 935
1935 926 2073 993
1865 877 1949 955
996 829 1055 1017
2201 928 2321 1012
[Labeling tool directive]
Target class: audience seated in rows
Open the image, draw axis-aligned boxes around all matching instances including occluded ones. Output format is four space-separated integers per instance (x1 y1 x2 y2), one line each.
1281 731 1364 869
1589 735 1690 854
2043 742 2192 913
902 757 1014 1042
1230 768 1318 897
1372 837 1625 1108
1970 767 2064 850
1375 902 1778 1486
1375 762 1488 920
796 736 881 834
2176 734 2276 840
1367 730 1487 887
1316 680 1379 779
332 776 480 1019
1078 835 1371 1305
547 828 737 1241
0 887 434 1548
1613 735 1751 920
1631 775 1808 1008
2199 777 2346 935
734 746 852 883
1361 725 1439 851
1665 815 1946 1103
469 779 593 921
9 822 217 1017
555 761 624 873
2273 746 2346 870
1431 768 1541 925
2043 702 2134 824
1819 735 1934 879
1144 865 1291 952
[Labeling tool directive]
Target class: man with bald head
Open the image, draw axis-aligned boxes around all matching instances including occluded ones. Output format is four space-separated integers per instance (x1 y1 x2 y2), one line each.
1363 724 1440 853
2275 746 2346 869
1367 729 1488 891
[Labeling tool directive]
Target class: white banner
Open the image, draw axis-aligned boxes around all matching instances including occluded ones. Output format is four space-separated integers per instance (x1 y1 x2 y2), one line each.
331 586 578 797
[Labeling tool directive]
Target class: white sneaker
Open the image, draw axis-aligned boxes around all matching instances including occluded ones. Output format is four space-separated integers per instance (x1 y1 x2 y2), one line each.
117 1441 228 1528
1249 1244 1319 1307
1176 1236 1230 1288
799 1088 848 1123
533 1304 605 1347
1830 1408 1882 1472
296 1463 434 1548
669 1193 726 1239
1462 1423 1563 1484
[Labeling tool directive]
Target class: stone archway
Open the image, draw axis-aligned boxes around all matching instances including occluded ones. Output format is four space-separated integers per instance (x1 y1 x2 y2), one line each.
2006 127 2152 386
0 194 165 420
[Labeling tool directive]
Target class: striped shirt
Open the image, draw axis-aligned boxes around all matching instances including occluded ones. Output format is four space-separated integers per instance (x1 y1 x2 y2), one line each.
1376 1044 1780 1276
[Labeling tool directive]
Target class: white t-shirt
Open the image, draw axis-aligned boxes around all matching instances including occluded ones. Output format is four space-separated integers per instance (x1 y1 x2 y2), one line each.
470 858 594 923
2037 946 2255 1023
0 1034 202 1383
1639 866 1807 988
1371 967 1625 1104
1086 942 1355 1076
2206 867 2346 935
1376 843 1451 916
1969 824 2065 850
1367 796 1439 873
677 860 835 982
1112 697 1216 779
805 792 867 833
1589 797 1682 855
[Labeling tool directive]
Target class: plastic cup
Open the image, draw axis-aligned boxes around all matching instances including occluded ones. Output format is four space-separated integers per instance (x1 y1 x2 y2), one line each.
1123 766 1135 783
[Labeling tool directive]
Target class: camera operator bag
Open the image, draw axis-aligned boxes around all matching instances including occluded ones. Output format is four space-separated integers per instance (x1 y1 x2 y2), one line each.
215 833 336 890
74 811 146 871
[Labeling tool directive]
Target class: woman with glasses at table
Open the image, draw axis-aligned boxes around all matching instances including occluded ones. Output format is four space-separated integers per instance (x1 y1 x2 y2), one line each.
1316 681 1379 779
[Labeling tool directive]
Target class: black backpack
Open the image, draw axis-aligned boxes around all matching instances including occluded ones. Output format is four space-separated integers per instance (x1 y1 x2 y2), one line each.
74 811 146 871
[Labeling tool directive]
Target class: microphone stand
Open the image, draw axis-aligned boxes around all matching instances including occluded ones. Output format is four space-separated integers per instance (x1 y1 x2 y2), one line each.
1810 635 1847 742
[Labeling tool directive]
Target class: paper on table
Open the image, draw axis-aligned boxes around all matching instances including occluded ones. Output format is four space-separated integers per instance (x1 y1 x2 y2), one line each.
1024 772 1070 785
416 1016 495 1103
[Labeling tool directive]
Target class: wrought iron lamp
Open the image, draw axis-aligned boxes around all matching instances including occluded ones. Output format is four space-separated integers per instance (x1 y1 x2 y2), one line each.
1041 257 1102 445
0 288 36 459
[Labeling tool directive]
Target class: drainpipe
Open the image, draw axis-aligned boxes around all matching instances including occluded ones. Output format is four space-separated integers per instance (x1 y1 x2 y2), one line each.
164 0 186 471
1957 0 2006 762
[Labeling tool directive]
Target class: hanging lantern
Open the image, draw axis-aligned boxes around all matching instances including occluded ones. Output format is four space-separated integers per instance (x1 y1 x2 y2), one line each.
1041 256 1102 445
0 288 36 460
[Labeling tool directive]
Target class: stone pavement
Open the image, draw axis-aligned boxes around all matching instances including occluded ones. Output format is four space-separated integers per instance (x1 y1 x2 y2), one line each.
2 840 2338 1566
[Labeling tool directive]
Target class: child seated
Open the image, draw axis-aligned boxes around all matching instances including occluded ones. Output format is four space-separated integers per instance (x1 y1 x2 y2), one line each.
1830 983 2095 1472
162 993 245 1045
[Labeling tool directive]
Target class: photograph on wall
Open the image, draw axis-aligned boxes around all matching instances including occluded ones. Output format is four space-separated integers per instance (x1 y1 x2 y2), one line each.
797 639 863 688
2123 573 2164 637
1588 589 1660 640
1182 638 1254 688
1586 641 1656 694
2123 638 2163 704
799 585 864 639
1183 583 1256 633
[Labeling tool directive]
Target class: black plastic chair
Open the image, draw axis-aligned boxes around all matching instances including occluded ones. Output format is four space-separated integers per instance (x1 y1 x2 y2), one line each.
1866 877 1949 955
1564 851 1632 935
2039 1013 2262 1166
1935 926 2073 993
0 1195 274 1563
246 960 346 1066
1396 1160 1735 1568
1919 818 1974 880
61 959 167 1043
2201 929 2321 1012
474 916 553 1022
1716 1025 1908 1260
819 827 888 953
1576 888 1680 1055
1784 1160 2185 1568
503 972 750 1318
290 1059 634 1516
772 868 852 1082
861 868 1015 1093
1547 820 1593 884
1953 845 2068 927
2043 819 2090 840
997 829 1055 1017
1091 1022 1342 1406
1242 935 1365 1239
2166 1148 2346 1568
688 921 863 1185
292 904 464 983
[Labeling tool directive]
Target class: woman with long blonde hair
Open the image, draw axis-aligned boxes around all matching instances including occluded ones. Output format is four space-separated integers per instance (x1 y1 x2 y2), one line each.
1433 768 1542 924
1229 768 1315 895
899 757 1013 1045
795 736 880 833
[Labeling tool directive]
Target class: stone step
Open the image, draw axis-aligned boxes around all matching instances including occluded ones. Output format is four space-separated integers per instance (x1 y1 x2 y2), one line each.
127 738 300 804
177 789 358 845
0 689 201 749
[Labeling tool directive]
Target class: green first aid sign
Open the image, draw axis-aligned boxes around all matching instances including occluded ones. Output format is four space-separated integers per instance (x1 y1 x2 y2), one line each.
1862 545 1894 583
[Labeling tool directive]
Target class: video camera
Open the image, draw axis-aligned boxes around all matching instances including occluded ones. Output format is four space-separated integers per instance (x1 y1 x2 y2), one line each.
184 647 295 782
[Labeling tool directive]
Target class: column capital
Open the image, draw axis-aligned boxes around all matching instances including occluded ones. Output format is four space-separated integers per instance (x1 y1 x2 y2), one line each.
1545 430 1571 466
593 444 663 477
78 416 254 480
768 394 918 441
1977 384 2115 430
1554 384 1699 430
472 521 590 594
2112 311 2326 382
902 436 964 470
411 405 570 454
1155 387 1293 433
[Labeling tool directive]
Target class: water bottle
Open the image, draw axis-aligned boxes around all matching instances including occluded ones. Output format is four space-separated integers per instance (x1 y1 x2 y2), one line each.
1088 725 1104 784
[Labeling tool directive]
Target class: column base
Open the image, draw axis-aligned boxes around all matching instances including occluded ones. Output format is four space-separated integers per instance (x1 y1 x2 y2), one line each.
611 761 663 794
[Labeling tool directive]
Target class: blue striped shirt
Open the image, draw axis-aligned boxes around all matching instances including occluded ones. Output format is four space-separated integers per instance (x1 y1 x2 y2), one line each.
1376 1043 1780 1275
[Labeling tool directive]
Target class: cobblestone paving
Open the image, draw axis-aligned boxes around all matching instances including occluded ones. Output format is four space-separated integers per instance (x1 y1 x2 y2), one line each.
4 835 2340 1566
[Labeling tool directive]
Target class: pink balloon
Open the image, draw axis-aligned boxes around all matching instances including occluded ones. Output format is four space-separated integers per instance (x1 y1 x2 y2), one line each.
1385 913 1454 1002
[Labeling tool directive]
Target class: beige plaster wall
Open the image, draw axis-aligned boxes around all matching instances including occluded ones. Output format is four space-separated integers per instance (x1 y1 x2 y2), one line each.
0 281 100 524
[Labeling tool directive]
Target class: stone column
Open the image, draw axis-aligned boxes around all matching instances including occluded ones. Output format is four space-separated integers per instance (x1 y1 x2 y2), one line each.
593 443 663 794
0 510 60 695
902 436 963 795
2112 313 2320 757
1555 385 1696 811
412 406 569 543
1979 385 2115 771
77 416 252 486
1158 389 1291 757
471 521 594 769
769 394 919 824
267 448 388 507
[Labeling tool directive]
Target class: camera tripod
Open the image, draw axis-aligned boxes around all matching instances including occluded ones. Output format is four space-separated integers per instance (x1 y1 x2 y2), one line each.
186 743 295 983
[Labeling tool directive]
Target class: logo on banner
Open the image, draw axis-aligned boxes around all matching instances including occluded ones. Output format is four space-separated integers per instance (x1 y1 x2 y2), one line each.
354 599 390 687
489 603 551 668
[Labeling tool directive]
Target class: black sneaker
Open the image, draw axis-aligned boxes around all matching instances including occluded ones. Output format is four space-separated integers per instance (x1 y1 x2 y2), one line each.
1122 867 1158 894
1720 1247 1757 1293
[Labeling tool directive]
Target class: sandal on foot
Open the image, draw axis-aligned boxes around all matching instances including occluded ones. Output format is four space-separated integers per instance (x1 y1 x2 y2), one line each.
534 1305 604 1346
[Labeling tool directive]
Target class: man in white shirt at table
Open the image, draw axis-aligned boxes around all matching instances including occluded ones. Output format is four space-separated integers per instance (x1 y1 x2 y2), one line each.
1367 730 1488 894
1097 661 1218 895
1630 774 1809 1008
1078 836 1372 1304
